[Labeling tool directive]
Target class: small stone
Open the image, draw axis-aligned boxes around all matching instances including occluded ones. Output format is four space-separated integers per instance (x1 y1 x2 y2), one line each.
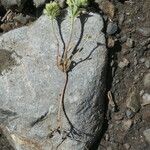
143 73 150 88
118 58 130 69
105 134 109 141
142 109 150 122
124 143 131 150
140 90 144 96
122 119 133 131
126 90 141 113
0 23 14 32
125 109 135 119
120 35 127 43
13 14 28 24
122 48 130 55
134 75 139 81
97 0 115 20
119 12 125 26
126 38 134 48
115 79 120 84
137 27 150 37
142 93 150 106
134 58 138 66
107 146 112 150
114 113 124 121
139 58 145 63
141 37 150 46
107 37 115 48
143 129 150 143
107 22 118 35
145 60 150 68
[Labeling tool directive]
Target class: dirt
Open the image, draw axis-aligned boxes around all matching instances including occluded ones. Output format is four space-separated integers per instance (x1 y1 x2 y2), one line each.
0 0 150 150
99 0 150 150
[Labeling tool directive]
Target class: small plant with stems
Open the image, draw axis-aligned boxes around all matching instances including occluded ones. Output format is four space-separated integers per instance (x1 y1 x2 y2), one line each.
43 0 89 131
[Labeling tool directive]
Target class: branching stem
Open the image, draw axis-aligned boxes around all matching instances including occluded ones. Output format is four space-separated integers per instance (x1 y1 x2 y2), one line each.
64 17 75 60
52 19 60 58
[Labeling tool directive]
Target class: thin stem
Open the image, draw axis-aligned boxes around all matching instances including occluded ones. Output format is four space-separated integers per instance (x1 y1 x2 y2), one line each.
57 73 68 128
64 17 75 59
51 19 60 58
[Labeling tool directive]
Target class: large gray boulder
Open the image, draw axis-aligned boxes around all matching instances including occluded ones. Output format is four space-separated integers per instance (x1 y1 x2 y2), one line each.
0 11 107 150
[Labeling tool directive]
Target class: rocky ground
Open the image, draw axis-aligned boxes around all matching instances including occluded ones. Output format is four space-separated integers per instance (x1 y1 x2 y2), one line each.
0 0 150 150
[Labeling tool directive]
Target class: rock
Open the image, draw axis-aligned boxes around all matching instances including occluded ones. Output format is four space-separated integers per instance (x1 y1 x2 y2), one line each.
139 58 145 63
0 23 14 32
118 12 125 26
143 129 150 144
13 14 29 24
114 113 123 121
98 0 115 20
141 37 150 47
126 38 134 48
123 143 131 150
142 108 150 122
134 58 138 66
145 59 150 68
122 119 133 131
33 0 46 7
125 109 135 119
142 93 150 106
137 27 150 37
118 58 130 69
0 11 107 150
1 0 27 9
120 35 127 43
107 22 117 35
143 73 150 88
107 36 115 48
107 22 118 35
126 89 141 113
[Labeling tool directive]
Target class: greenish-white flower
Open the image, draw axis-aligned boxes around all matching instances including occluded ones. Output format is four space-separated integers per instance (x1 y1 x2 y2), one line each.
43 2 60 19
66 0 89 18
67 0 89 7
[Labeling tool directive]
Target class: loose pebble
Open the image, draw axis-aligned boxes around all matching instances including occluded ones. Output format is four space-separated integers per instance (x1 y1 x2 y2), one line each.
118 58 130 69
124 143 131 150
126 109 135 119
142 93 150 106
13 14 29 24
120 35 127 43
143 129 150 144
107 37 115 48
126 38 134 48
107 22 118 35
143 73 150 88
139 58 145 63
122 119 133 131
137 27 150 37
126 90 141 113
119 12 125 26
145 60 150 68
114 113 124 121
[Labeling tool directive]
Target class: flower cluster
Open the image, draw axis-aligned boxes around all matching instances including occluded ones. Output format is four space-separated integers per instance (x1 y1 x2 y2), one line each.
66 0 89 18
43 2 60 19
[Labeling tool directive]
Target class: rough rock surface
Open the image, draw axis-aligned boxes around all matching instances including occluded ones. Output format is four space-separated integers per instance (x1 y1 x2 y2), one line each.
0 11 107 150
1 0 27 9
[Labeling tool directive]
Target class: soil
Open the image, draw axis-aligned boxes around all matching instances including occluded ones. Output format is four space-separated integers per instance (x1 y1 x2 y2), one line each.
0 0 149 150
